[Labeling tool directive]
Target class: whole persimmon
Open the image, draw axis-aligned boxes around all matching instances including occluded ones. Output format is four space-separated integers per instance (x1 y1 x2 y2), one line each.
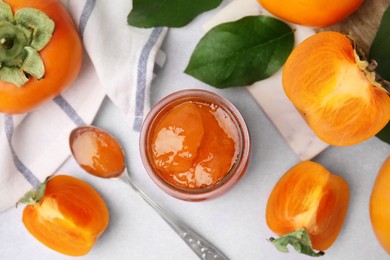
20 175 109 256
258 0 364 27
283 31 390 146
266 161 349 256
370 156 390 255
0 0 82 114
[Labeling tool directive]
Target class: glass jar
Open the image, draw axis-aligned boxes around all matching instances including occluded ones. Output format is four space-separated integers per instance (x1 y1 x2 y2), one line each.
139 89 251 201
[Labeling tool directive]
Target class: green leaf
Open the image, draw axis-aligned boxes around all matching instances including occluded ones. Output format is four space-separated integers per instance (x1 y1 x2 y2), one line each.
0 66 29 87
376 123 390 144
0 0 13 21
0 5 55 87
369 6 390 81
14 8 55 51
128 0 222 28
22 46 45 79
269 229 324 257
184 16 294 89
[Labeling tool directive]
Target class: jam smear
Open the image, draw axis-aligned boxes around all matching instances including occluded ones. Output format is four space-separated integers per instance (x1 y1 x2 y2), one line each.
151 101 239 190
70 127 125 178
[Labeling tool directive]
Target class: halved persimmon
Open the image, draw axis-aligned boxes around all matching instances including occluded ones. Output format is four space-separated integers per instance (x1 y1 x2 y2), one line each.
266 161 349 255
21 175 109 256
283 31 390 146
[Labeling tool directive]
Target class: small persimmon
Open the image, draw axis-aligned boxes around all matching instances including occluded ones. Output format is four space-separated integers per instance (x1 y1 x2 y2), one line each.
258 0 364 27
370 156 390 255
266 161 349 256
20 175 109 256
283 31 390 146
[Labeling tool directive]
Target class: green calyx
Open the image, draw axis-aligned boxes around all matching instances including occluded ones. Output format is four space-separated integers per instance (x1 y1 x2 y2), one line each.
0 0 55 87
269 228 325 257
17 177 48 206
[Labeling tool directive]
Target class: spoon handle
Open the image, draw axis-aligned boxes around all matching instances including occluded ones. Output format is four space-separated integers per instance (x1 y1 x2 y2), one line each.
118 173 229 260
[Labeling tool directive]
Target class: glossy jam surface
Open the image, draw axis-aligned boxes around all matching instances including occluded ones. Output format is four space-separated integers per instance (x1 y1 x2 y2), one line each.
70 127 125 178
150 101 239 190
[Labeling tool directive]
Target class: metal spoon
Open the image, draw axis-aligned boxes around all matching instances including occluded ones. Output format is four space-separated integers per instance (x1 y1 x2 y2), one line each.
69 125 228 260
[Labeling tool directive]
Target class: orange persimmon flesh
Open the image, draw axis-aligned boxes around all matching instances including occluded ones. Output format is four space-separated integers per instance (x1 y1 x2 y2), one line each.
22 175 109 256
370 156 390 255
283 31 390 146
266 161 350 250
258 0 363 27
151 101 239 190
70 127 126 178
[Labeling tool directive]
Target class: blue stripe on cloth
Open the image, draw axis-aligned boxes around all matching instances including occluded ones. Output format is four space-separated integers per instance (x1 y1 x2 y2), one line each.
133 27 164 131
3 0 95 191
79 0 96 40
54 0 96 124
53 96 86 126
4 115 41 190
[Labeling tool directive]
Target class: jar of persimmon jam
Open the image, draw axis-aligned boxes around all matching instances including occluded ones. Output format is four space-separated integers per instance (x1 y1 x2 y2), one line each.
139 89 251 201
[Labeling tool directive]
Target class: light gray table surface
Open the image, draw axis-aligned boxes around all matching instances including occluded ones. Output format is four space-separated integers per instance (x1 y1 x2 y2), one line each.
1 1 389 259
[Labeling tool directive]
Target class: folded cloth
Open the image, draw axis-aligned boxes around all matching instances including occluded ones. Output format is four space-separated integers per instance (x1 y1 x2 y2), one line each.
0 0 167 212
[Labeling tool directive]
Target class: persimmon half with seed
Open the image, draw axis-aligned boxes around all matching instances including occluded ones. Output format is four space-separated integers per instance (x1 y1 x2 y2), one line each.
266 161 349 256
283 31 390 146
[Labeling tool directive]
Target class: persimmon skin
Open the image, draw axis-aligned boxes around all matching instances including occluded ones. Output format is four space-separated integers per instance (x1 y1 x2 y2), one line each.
283 31 390 146
370 156 390 255
266 161 349 250
0 0 82 114
22 175 109 256
258 0 364 27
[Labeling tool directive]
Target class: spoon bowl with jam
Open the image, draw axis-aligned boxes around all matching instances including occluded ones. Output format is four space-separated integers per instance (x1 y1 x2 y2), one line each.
69 125 228 260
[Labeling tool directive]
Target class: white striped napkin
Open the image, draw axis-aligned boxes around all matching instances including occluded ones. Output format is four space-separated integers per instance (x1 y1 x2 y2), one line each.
0 0 167 212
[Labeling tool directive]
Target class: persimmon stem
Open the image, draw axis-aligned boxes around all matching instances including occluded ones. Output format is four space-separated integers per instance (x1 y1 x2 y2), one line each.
367 60 378 72
0 0 54 87
268 229 325 257
0 37 13 50
17 179 48 207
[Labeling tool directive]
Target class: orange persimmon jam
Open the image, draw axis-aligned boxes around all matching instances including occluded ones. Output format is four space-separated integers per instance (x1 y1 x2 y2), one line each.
152 101 238 189
69 126 125 178
140 89 251 201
